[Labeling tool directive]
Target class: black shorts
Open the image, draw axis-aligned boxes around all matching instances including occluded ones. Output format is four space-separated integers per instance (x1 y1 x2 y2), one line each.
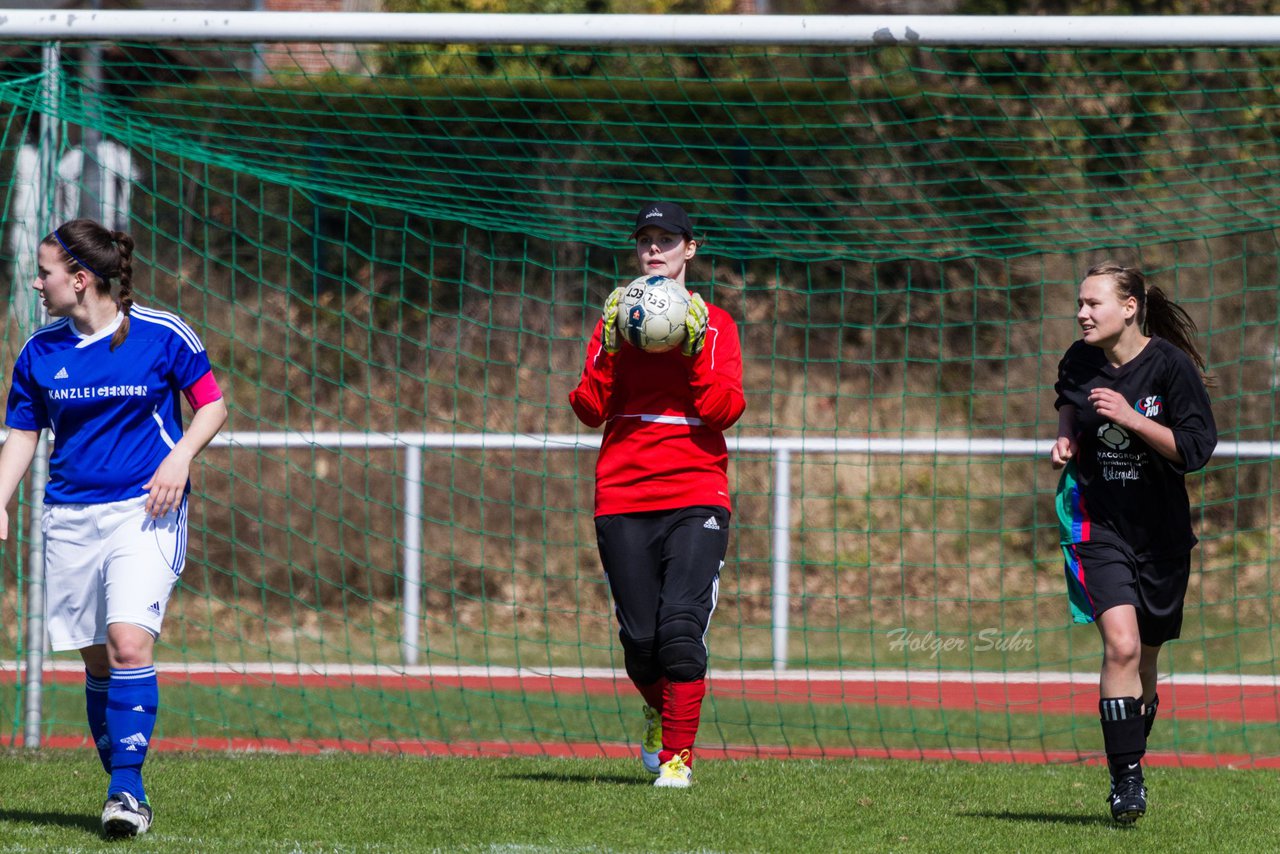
594 505 730 650
1065 539 1191 646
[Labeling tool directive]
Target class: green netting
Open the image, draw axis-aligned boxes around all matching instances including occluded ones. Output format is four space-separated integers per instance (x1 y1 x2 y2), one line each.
0 36 1277 765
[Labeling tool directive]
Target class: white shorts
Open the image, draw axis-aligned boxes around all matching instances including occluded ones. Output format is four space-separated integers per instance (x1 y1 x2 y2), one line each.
42 495 188 651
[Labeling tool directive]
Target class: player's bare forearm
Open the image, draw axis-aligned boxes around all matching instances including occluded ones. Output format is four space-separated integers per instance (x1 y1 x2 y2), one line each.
0 428 39 507
0 429 40 539
143 398 227 517
177 397 228 461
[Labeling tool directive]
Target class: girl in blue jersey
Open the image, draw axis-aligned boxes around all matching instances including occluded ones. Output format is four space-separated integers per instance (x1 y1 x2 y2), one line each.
1051 262 1216 824
0 218 227 838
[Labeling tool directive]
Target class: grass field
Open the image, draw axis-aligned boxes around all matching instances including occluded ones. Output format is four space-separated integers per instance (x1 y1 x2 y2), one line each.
1 751 1278 852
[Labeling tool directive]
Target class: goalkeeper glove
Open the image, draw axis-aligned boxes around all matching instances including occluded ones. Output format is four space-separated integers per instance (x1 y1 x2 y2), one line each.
682 292 709 358
600 287 623 354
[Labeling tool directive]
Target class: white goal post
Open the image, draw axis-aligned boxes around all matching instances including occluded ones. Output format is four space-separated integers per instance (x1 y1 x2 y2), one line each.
4 11 1280 46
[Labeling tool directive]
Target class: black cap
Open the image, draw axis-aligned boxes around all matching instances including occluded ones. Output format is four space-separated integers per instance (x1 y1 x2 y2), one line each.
631 202 694 239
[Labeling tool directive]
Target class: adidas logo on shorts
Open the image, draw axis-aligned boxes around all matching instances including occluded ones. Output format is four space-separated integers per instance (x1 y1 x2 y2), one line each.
703 517 720 530
147 602 161 615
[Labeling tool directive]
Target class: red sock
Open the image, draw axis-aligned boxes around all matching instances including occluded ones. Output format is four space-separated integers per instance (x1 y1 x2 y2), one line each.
633 676 668 711
658 678 706 766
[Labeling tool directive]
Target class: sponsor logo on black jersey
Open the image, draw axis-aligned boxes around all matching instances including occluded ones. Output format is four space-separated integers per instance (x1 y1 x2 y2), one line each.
1134 395 1163 418
1097 423 1130 451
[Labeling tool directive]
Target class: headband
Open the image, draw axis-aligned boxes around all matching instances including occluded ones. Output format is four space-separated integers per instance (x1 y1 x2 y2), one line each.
53 228 105 280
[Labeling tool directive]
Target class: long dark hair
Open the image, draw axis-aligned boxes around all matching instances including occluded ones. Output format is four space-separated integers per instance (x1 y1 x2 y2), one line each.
1086 261 1210 379
42 218 135 350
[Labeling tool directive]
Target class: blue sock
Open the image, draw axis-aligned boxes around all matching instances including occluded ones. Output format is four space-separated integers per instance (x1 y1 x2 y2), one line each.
85 671 111 774
106 666 158 802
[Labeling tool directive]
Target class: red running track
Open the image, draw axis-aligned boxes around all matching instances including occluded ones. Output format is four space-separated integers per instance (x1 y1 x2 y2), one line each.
5 666 1278 767
7 665 1280 722
12 735 1280 770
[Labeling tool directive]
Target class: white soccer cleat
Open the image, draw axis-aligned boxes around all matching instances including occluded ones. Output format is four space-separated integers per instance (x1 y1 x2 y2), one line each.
653 750 693 788
641 705 662 775
101 792 153 838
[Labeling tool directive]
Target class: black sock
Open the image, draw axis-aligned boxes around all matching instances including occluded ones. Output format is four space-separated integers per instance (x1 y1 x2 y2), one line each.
1100 696 1145 782
1143 693 1160 739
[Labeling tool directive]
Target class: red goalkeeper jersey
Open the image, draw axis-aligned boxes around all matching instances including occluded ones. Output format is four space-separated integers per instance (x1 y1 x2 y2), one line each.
569 302 745 516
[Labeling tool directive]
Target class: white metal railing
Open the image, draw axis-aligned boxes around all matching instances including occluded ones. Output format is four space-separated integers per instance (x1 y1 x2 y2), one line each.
191 431 1277 671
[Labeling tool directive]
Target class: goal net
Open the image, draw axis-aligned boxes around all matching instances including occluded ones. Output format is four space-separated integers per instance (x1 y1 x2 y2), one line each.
0 15 1277 766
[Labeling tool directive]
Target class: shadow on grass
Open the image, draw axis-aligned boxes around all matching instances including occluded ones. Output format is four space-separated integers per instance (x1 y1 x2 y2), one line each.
0 808 102 835
962 810 1129 828
501 771 647 786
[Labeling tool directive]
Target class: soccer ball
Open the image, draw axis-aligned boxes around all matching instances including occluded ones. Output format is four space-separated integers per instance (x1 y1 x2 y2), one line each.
619 275 690 353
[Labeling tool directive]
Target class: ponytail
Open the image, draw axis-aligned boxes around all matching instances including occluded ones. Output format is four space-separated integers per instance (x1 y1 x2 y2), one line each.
109 230 134 351
1086 261 1212 383
1143 285 1208 377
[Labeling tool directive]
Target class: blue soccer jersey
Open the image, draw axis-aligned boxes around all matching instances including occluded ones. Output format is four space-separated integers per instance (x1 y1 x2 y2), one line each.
6 305 214 504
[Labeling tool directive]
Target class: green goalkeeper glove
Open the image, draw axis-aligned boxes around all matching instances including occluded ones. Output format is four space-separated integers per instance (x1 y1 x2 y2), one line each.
682 292 709 358
600 287 623 354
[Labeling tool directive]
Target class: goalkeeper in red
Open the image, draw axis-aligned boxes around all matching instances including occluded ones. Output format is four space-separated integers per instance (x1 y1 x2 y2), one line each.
1052 262 1216 823
570 201 745 788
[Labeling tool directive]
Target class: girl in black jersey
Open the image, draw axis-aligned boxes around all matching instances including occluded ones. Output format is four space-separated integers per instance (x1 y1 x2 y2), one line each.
1051 262 1216 824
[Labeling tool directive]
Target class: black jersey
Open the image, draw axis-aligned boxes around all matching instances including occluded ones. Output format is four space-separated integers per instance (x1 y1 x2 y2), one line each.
1054 337 1217 558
